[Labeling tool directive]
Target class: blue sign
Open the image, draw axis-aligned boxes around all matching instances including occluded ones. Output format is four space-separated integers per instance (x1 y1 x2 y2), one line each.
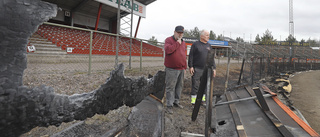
208 40 228 46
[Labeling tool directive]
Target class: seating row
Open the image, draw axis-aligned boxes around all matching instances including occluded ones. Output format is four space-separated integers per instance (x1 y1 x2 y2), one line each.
36 24 163 57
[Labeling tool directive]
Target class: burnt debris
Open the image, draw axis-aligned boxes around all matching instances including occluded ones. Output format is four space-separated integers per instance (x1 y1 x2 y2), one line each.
0 0 165 136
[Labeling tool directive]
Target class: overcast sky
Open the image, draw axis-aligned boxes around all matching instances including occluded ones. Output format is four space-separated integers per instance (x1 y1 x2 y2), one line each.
131 0 320 43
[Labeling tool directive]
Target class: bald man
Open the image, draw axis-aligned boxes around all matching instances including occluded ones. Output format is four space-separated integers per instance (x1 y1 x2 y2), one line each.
188 30 216 105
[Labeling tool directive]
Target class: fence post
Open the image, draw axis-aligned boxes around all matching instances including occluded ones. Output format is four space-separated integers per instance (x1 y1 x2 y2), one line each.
238 58 245 85
129 0 133 69
237 43 239 63
260 55 262 80
306 57 308 70
216 49 219 66
267 57 270 75
250 56 254 85
293 58 296 71
224 48 231 93
140 40 143 71
88 31 93 75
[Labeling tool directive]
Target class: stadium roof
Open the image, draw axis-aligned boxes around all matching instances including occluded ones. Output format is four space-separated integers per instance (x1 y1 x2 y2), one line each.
41 0 156 19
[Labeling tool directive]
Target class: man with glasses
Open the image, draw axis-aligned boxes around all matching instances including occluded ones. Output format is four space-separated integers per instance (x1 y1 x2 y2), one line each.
164 25 187 114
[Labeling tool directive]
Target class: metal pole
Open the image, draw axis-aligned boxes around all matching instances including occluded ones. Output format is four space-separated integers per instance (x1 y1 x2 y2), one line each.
140 40 142 71
293 58 296 71
306 57 308 70
267 57 271 76
129 0 133 69
115 0 120 68
238 58 245 85
224 48 231 93
260 56 262 80
88 31 93 75
250 56 254 85
71 13 74 26
215 94 274 106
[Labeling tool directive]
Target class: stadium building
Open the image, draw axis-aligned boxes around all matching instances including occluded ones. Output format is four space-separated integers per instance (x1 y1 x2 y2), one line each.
27 0 163 57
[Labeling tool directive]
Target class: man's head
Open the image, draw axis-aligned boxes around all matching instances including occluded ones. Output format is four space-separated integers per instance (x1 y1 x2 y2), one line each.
200 30 209 43
174 25 184 40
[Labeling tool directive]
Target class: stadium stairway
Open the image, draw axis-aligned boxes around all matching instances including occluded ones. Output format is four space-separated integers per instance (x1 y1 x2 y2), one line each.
27 33 67 55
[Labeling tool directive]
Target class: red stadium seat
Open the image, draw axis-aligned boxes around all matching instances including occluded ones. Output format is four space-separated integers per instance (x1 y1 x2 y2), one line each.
36 24 163 57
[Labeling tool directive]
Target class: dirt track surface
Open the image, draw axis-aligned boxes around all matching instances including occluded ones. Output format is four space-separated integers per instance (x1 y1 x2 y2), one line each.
289 70 320 134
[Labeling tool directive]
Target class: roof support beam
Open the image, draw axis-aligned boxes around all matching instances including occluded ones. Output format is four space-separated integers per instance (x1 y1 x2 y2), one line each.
95 3 103 31
134 17 141 38
94 3 103 38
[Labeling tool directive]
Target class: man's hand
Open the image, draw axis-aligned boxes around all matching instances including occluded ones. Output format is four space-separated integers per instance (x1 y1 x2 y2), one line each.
189 67 194 75
213 69 216 77
177 38 182 44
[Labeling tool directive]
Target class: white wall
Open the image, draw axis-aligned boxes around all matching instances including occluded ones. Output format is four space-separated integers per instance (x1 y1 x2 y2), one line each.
50 9 110 31
73 12 109 30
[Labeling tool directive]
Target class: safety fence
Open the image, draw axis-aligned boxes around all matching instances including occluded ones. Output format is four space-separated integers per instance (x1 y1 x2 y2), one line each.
213 43 320 93
25 22 165 72
24 22 165 94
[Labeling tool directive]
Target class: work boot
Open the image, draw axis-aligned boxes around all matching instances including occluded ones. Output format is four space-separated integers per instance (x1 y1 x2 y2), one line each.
191 95 196 105
166 106 173 114
173 103 184 109
202 95 206 102
202 95 206 107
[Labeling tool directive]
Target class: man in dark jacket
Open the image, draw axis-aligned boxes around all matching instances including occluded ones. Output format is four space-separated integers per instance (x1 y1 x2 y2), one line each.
164 25 187 114
188 30 216 105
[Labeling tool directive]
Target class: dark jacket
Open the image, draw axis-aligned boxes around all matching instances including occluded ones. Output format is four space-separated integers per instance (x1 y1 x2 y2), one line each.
188 40 216 69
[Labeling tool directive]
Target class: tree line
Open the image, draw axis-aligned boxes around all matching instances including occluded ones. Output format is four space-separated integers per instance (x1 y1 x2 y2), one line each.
148 27 319 46
254 29 317 46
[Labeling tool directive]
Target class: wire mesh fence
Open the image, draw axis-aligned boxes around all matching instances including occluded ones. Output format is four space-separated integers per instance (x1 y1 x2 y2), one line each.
219 42 320 92
24 22 165 94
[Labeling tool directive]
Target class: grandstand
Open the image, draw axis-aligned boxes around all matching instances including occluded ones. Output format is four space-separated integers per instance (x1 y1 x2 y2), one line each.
229 42 320 60
26 0 163 57
31 24 163 57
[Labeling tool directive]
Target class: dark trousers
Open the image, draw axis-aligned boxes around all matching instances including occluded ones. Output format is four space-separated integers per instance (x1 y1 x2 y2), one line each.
191 68 204 95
